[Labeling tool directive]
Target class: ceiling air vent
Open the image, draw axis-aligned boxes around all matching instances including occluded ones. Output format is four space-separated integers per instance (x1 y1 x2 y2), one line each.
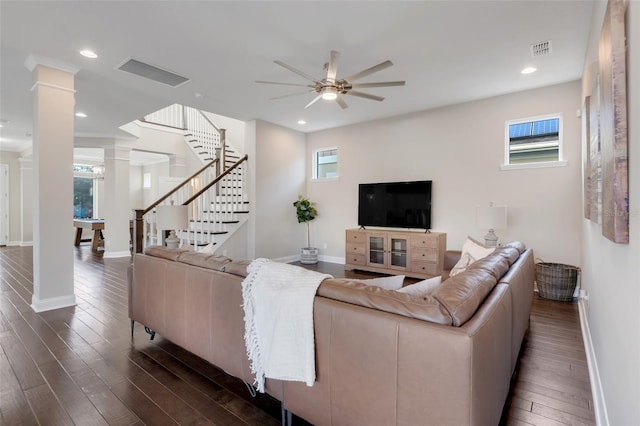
117 58 190 87
530 40 552 57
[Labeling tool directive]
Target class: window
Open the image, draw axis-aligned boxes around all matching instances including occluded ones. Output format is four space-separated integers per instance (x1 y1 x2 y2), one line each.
503 114 566 169
313 147 338 179
74 177 94 218
143 172 151 188
73 164 102 218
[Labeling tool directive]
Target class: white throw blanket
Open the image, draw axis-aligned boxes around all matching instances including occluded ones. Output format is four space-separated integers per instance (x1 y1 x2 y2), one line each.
241 258 332 392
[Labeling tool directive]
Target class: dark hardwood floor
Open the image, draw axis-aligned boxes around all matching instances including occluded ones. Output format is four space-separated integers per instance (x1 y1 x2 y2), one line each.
0 246 595 425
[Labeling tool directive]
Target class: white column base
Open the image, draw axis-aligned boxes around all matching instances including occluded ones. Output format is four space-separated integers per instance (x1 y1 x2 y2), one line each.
31 294 76 313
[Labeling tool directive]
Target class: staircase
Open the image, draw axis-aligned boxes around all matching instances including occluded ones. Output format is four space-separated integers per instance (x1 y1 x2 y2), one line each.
134 105 249 253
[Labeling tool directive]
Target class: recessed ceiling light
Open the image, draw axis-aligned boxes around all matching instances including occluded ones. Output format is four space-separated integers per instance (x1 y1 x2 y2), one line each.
80 50 98 59
76 112 87 118
521 66 537 75
297 120 306 125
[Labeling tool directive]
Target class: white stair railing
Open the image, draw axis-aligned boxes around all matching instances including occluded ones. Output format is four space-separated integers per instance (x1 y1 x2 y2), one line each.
141 103 184 129
134 105 247 253
178 157 248 248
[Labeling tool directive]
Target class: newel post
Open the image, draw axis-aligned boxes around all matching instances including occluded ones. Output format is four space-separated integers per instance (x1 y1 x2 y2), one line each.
134 209 144 253
219 128 226 170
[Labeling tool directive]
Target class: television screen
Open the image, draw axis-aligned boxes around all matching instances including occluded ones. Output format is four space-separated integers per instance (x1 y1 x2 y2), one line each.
358 181 432 230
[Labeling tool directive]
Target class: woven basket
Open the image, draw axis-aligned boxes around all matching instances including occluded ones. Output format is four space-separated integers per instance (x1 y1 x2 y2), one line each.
535 262 580 302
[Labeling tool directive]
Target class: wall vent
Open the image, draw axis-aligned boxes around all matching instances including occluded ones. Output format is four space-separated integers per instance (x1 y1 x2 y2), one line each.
530 40 552 57
117 58 190 87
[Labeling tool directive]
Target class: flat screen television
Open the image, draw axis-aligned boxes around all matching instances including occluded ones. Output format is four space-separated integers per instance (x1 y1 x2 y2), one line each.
358 180 432 230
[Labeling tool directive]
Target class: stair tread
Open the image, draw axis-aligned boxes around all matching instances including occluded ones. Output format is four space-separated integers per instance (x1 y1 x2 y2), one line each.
182 230 229 235
190 219 240 224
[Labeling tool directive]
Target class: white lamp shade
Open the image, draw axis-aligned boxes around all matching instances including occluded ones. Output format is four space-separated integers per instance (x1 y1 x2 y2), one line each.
156 205 188 230
476 205 508 230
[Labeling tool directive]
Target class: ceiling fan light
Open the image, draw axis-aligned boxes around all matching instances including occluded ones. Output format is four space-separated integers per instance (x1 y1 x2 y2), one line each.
321 87 338 100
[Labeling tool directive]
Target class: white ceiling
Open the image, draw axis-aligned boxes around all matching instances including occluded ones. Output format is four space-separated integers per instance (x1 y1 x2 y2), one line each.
0 1 595 153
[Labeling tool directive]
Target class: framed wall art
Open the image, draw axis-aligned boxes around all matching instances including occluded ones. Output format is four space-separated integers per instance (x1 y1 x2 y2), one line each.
598 0 629 243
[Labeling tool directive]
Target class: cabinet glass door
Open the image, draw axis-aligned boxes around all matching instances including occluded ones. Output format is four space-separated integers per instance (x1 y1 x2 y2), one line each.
368 235 385 266
390 237 407 268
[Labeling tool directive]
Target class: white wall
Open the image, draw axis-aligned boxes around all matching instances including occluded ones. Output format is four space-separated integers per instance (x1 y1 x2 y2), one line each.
580 1 640 425
253 120 306 259
140 161 171 207
307 80 583 265
0 151 22 244
203 111 247 155
129 164 143 211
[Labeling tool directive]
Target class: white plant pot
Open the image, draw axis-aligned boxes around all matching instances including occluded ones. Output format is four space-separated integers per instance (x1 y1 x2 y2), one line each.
300 247 319 264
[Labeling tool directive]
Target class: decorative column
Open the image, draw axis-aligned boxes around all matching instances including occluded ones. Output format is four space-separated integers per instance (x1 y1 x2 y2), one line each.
102 143 132 258
18 157 33 246
25 55 78 312
169 153 186 178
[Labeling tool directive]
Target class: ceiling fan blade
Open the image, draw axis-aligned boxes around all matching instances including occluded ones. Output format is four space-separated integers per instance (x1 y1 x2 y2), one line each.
256 80 315 88
344 90 385 102
335 96 349 109
270 89 316 100
350 81 405 88
304 95 322 109
274 60 318 83
326 50 340 83
343 60 393 82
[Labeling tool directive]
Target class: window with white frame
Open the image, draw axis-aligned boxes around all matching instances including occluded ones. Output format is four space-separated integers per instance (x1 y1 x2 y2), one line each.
73 164 102 218
503 114 566 169
313 147 338 179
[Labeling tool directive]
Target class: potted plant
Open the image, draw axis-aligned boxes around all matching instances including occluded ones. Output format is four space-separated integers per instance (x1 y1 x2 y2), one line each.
293 195 319 264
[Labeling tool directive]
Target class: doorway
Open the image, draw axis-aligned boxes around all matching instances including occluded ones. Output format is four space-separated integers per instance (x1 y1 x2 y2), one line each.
0 164 8 245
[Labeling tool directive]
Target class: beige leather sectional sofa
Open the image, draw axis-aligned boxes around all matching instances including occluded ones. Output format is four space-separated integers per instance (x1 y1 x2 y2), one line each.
128 241 534 426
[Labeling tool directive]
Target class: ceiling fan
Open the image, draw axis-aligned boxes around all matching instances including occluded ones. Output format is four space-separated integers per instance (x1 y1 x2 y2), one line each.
256 50 405 109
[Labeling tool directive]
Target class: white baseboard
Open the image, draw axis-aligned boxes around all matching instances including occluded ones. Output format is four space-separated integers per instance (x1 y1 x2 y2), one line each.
318 255 344 264
31 294 77 313
273 254 345 265
272 254 300 263
6 240 33 246
578 297 609 426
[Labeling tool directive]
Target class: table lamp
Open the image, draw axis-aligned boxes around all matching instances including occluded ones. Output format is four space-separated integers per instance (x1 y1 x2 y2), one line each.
476 202 508 247
156 203 188 249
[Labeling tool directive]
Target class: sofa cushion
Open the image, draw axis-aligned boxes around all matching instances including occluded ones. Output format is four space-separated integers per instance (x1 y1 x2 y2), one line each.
449 237 495 277
143 245 189 261
317 279 452 325
500 240 525 253
354 275 405 290
177 251 232 270
396 276 441 296
433 268 497 326
465 255 510 281
220 260 251 277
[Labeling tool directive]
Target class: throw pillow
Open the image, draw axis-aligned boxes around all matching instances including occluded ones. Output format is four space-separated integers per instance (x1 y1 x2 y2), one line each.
449 237 495 277
199 242 216 254
355 275 405 290
396 275 442 296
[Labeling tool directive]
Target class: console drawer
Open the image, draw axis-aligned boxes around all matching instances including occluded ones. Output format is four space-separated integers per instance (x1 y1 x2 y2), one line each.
411 248 437 262
411 235 438 248
346 231 366 244
411 261 438 276
346 254 366 266
346 242 366 255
